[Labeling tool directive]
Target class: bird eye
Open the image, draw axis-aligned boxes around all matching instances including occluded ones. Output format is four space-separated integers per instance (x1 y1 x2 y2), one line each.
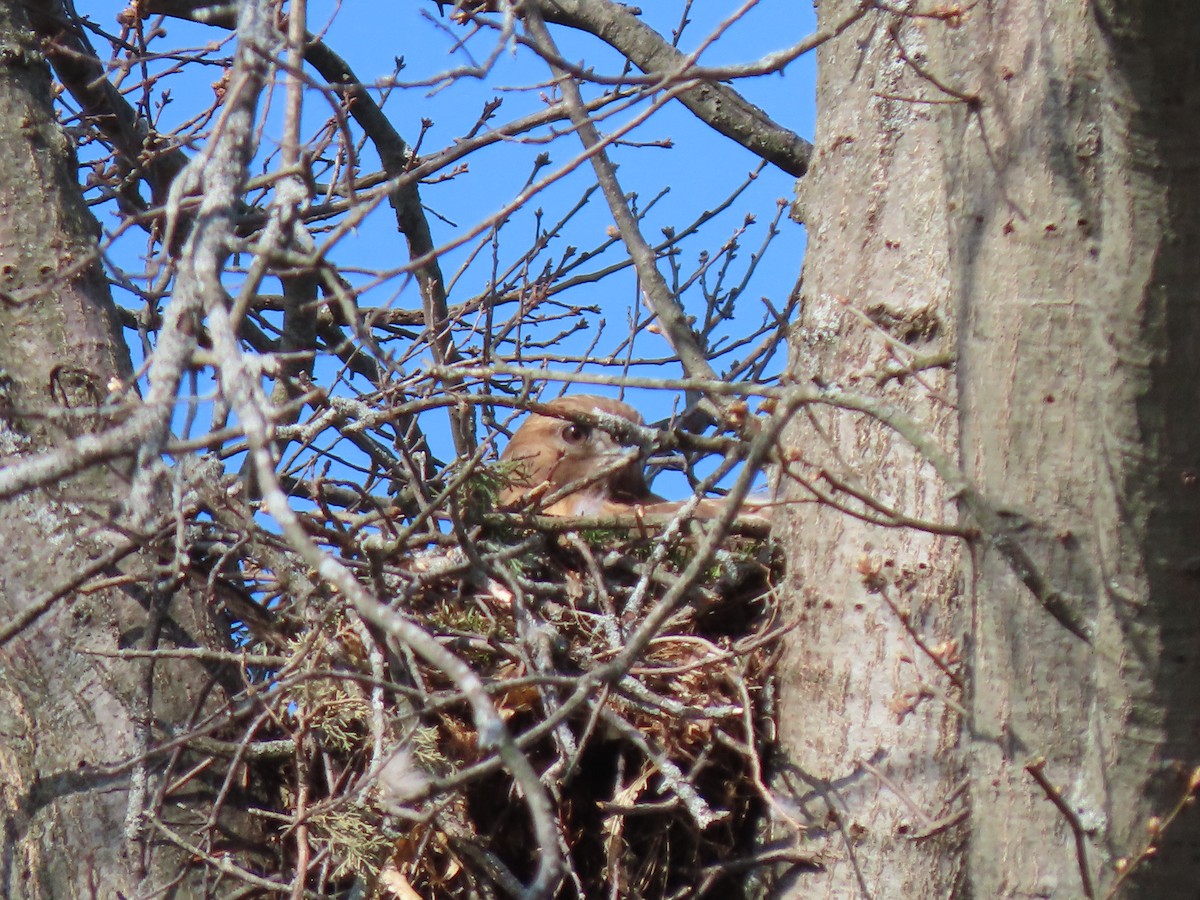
561 422 591 444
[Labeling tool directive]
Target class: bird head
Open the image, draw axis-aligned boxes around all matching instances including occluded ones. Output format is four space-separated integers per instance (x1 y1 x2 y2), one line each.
498 395 658 516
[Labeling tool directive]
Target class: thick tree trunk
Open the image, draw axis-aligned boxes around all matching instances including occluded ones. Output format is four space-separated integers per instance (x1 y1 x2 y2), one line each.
777 0 1200 896
0 3 231 894
944 0 1200 894
774 3 964 896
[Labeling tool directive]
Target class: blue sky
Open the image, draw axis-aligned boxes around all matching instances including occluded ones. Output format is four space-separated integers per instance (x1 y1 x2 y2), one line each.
69 0 818 497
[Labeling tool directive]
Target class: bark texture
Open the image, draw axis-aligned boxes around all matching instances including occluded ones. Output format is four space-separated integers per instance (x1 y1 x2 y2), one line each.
0 2 229 895
777 0 1200 896
775 4 964 897
939 0 1200 893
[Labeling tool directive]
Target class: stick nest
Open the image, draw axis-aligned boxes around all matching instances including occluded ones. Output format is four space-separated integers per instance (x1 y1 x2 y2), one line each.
173 477 788 898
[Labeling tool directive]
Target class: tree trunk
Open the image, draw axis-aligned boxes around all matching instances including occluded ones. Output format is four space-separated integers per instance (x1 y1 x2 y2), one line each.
776 0 1200 896
0 3 231 894
775 3 964 895
946 0 1200 894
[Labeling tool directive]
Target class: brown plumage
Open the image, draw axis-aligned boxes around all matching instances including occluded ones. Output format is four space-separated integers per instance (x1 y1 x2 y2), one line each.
498 395 771 525
498 395 661 516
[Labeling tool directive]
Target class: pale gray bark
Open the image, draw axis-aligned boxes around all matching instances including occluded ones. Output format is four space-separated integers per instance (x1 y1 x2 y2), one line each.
945 0 1200 895
776 0 1200 897
0 2 243 895
775 4 964 896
